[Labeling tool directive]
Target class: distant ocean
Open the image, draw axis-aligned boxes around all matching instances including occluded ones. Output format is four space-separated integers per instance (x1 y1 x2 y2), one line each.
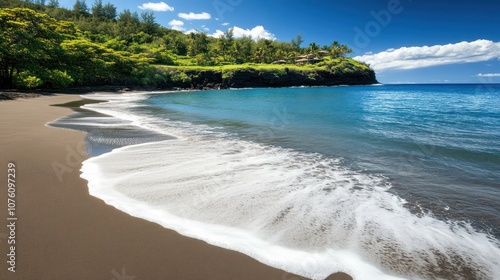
51 84 500 279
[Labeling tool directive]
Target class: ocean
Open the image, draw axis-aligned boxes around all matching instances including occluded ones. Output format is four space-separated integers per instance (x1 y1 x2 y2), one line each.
50 84 500 279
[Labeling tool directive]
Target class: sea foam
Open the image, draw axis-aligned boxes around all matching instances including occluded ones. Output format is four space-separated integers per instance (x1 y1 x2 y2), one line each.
78 93 500 280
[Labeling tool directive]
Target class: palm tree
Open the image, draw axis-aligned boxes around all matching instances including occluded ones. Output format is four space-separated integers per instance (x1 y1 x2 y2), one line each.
309 42 319 56
187 32 197 57
287 51 297 64
308 42 320 64
275 49 286 62
253 48 264 63
231 41 240 63
338 44 353 58
262 39 274 63
329 41 352 59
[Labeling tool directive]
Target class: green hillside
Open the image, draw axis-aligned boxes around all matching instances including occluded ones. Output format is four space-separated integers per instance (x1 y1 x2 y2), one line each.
0 1 377 89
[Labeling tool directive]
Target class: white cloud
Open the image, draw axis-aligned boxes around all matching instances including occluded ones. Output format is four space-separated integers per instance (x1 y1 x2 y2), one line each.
138 2 174 12
184 29 200 35
210 26 276 41
209 30 225 38
477 73 500 77
233 26 276 40
178 12 211 20
221 22 230 26
354 40 500 71
168 19 184 31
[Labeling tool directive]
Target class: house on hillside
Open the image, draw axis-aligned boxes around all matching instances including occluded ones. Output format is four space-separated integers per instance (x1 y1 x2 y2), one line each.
318 50 330 57
295 54 322 65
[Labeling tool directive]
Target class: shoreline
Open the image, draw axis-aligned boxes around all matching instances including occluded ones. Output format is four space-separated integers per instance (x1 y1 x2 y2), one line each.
0 80 382 101
0 94 352 280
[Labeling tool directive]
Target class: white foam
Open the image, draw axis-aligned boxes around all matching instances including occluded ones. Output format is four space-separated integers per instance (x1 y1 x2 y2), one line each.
77 93 500 280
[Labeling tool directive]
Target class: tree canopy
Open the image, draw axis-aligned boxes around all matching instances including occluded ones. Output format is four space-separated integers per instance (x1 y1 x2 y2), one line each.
0 1 367 89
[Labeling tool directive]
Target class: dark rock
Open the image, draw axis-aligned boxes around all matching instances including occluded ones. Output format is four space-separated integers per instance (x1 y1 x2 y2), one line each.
221 68 377 88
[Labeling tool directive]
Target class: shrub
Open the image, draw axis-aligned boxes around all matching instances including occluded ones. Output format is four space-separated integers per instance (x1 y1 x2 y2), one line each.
14 72 43 89
170 71 191 84
45 70 74 88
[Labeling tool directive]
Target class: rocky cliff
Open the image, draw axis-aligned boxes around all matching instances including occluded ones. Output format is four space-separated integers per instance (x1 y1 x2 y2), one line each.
159 63 377 90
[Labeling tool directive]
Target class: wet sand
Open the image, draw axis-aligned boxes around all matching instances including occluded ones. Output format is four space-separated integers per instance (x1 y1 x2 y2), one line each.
0 94 352 280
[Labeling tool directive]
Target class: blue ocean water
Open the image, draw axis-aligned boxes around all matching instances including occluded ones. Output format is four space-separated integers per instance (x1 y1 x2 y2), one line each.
143 84 500 233
52 84 500 279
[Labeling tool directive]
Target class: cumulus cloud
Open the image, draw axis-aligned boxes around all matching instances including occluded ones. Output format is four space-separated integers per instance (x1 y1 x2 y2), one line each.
210 26 276 41
209 30 225 38
477 73 500 77
138 2 174 12
168 19 184 31
233 26 276 40
354 40 500 71
178 12 211 20
221 22 230 26
184 29 200 35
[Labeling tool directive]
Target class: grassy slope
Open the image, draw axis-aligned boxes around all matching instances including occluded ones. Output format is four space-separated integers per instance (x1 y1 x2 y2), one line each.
146 56 376 89
158 57 372 78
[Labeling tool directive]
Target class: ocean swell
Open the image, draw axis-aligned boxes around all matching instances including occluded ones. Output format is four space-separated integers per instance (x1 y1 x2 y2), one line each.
76 93 500 280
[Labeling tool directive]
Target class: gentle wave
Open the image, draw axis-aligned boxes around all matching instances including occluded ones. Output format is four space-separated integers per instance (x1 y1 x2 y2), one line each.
74 93 500 280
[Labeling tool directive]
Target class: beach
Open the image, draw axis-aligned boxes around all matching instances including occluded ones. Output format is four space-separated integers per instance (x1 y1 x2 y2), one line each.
0 94 351 280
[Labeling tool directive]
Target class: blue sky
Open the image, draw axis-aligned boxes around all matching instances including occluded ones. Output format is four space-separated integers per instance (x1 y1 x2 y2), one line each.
58 0 500 84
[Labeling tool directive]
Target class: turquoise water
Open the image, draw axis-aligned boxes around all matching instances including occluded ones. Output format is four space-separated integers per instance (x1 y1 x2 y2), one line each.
52 84 500 279
144 84 500 235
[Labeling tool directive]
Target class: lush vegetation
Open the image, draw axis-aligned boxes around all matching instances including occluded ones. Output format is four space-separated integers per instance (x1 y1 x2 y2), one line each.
0 0 375 89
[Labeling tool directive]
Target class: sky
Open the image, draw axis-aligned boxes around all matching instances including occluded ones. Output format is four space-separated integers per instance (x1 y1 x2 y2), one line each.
58 0 500 84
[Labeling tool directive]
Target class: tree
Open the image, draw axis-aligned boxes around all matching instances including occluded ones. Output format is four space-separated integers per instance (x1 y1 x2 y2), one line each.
329 41 353 58
253 47 264 63
274 49 286 61
273 41 292 61
61 39 109 83
47 0 59 8
287 51 298 63
231 41 241 63
260 39 275 63
0 8 74 88
309 42 319 56
188 32 209 57
172 36 187 55
291 34 303 51
187 32 197 57
236 35 253 63
73 0 89 16
91 0 104 18
140 11 158 35
117 9 140 41
218 27 234 62
338 44 352 58
102 3 116 20
0 0 368 88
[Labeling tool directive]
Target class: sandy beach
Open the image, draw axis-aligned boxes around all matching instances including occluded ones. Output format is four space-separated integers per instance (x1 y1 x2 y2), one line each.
0 95 351 280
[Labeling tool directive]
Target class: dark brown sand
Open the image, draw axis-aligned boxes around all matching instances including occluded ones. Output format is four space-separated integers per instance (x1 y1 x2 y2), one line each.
0 95 352 280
